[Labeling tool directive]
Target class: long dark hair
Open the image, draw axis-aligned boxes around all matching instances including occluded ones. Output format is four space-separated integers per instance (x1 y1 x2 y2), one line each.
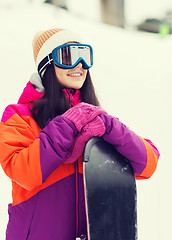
31 64 100 129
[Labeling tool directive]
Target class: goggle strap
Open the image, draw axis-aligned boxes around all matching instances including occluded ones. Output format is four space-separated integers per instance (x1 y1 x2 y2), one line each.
38 53 53 75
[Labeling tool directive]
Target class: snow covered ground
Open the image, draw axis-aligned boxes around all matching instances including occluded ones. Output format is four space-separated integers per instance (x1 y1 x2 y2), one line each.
0 1 172 239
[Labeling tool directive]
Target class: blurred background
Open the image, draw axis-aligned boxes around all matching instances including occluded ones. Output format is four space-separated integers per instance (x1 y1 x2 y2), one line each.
0 0 172 239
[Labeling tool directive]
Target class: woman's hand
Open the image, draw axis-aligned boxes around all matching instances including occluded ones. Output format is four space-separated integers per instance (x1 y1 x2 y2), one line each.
62 102 106 131
64 116 105 163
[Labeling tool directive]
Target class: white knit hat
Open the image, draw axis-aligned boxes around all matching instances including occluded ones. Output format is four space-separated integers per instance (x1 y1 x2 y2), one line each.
32 28 83 75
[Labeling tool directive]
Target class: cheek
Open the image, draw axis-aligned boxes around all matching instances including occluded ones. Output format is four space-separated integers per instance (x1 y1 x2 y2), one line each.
84 70 88 80
54 68 67 82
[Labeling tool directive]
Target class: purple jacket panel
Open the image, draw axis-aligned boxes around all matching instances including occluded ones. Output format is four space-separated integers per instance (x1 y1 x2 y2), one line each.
39 116 78 183
100 114 147 175
6 195 38 240
6 173 87 240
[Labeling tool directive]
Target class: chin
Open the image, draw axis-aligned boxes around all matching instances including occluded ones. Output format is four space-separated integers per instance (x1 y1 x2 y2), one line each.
71 82 84 89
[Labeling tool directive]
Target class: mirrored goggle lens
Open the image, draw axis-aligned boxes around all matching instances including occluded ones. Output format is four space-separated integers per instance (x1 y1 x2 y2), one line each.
54 45 92 67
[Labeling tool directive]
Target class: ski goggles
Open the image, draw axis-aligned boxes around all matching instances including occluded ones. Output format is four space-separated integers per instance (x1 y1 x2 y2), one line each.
38 43 93 76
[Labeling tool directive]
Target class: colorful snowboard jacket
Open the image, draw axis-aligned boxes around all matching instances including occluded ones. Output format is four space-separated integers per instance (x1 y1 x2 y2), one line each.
0 81 159 240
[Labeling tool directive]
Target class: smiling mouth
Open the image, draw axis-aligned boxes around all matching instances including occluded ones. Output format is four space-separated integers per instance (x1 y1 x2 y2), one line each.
67 73 82 77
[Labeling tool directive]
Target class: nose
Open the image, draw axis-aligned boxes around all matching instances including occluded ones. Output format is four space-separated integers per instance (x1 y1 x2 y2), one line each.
76 61 83 68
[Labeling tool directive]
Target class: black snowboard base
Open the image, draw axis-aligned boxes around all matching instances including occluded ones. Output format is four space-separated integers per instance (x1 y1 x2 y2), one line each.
83 137 137 240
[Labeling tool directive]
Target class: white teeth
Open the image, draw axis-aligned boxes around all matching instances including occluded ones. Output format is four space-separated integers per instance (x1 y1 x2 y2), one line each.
69 73 81 77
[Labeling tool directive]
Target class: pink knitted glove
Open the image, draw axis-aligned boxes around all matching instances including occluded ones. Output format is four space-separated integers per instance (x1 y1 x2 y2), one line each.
62 102 106 132
64 116 106 163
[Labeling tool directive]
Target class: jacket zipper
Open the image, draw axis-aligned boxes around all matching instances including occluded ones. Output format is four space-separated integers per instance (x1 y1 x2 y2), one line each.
66 88 76 108
75 160 79 237
66 89 79 237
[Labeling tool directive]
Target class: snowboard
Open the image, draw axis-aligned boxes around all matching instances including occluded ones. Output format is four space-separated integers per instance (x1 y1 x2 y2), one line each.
83 137 137 240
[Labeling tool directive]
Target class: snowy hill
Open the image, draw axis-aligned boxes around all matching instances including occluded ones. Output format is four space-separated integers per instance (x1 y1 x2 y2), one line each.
0 1 172 239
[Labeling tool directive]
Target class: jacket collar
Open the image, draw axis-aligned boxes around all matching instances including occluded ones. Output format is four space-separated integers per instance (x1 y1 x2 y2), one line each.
62 88 81 107
17 81 81 107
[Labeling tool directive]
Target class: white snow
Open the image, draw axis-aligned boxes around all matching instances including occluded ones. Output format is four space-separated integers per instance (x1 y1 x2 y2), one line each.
0 1 172 239
126 0 172 25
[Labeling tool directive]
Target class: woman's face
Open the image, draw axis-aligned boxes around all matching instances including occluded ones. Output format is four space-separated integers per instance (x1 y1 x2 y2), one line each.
54 62 88 89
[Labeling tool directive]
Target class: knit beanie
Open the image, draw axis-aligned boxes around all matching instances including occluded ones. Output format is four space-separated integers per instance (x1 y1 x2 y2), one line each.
32 28 83 75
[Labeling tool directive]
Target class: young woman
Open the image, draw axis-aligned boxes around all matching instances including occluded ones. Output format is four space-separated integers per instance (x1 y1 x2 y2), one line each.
0 28 159 240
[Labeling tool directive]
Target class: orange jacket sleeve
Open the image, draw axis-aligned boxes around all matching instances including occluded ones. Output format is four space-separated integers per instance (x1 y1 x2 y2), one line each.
0 112 42 191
